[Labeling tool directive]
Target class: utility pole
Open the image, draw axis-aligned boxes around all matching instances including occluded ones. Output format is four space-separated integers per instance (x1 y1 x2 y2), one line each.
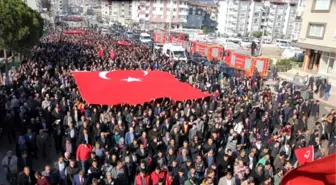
168 0 173 34
259 1 270 56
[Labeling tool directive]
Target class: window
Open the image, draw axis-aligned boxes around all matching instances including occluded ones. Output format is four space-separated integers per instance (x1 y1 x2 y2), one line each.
321 52 336 75
145 14 149 17
160 7 163 11
153 7 156 11
166 49 171 55
307 23 326 39
254 18 258 23
254 12 259 16
312 0 332 12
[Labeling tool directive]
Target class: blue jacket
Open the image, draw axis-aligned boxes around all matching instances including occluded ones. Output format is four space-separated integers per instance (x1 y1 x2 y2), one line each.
125 132 135 145
72 175 89 185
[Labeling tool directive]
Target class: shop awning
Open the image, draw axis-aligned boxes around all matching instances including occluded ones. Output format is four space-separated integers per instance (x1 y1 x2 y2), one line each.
295 42 336 53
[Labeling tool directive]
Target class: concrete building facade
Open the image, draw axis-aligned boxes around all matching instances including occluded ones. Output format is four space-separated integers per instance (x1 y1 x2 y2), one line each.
50 0 69 16
101 0 132 25
131 0 189 30
296 0 336 77
217 0 298 40
184 1 218 32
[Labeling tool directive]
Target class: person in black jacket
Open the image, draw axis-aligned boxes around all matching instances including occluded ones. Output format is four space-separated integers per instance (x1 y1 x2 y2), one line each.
18 152 33 172
18 167 36 185
252 164 264 185
172 169 187 185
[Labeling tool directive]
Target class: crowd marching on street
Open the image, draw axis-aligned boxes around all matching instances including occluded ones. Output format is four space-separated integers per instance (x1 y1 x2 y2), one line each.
0 30 335 185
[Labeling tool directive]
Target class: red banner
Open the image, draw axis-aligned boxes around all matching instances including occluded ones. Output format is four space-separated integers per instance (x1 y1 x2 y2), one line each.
282 154 336 185
295 145 314 165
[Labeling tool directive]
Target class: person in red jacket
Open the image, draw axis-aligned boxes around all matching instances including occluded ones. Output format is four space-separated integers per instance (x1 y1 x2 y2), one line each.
135 170 150 185
76 141 92 173
165 172 173 185
150 167 166 185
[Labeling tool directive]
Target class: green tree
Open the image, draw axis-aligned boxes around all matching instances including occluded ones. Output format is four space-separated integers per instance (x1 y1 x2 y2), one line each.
202 27 209 34
252 31 263 38
0 0 44 53
252 31 268 38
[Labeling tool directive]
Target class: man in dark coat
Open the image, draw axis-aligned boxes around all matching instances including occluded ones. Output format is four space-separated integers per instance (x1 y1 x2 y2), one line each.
18 167 36 185
36 129 51 160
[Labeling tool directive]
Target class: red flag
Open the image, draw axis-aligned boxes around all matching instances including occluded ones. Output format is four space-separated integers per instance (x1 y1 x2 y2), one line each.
109 49 116 60
281 153 336 185
98 45 104 58
117 40 132 46
71 70 209 105
295 145 314 165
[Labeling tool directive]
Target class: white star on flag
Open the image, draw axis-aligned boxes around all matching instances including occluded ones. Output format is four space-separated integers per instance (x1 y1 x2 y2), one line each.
122 77 142 82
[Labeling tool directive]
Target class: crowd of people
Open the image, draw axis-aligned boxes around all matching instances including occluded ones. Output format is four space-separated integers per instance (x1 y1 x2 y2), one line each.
0 29 335 185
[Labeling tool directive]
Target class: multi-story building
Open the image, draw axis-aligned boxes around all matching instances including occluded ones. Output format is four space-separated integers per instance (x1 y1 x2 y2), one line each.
184 1 218 32
296 0 336 77
23 0 39 10
50 0 69 15
292 0 306 41
101 0 132 25
131 0 189 30
217 0 298 40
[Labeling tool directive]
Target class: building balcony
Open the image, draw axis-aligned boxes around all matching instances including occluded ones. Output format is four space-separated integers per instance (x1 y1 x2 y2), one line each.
179 11 188 16
179 3 188 9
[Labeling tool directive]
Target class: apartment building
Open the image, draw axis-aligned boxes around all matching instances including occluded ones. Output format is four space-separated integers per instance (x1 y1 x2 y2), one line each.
184 1 218 32
296 0 336 77
131 0 189 30
23 0 39 10
217 0 248 37
217 0 298 40
101 0 132 25
292 0 306 41
50 0 69 15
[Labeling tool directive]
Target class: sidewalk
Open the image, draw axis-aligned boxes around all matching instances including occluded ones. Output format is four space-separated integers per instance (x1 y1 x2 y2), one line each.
278 68 336 94
265 78 336 108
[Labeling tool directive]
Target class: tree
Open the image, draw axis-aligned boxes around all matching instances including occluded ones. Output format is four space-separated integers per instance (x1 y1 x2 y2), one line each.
252 31 263 38
0 0 44 53
202 27 209 34
252 31 268 38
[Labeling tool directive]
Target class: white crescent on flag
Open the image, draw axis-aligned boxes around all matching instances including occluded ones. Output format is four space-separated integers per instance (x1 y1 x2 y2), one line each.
304 150 310 159
99 71 110 80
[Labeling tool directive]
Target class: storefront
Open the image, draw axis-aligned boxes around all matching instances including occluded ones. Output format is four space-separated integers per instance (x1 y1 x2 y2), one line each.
297 43 336 77
319 52 336 77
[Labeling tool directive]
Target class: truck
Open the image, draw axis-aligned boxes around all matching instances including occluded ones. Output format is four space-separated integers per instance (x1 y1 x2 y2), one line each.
162 43 188 62
139 32 153 44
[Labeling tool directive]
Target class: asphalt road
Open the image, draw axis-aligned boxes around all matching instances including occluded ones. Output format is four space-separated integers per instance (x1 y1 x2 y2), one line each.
0 102 334 185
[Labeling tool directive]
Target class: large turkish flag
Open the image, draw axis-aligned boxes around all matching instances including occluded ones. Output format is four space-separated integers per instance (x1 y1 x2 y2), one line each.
281 153 336 185
72 70 209 105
